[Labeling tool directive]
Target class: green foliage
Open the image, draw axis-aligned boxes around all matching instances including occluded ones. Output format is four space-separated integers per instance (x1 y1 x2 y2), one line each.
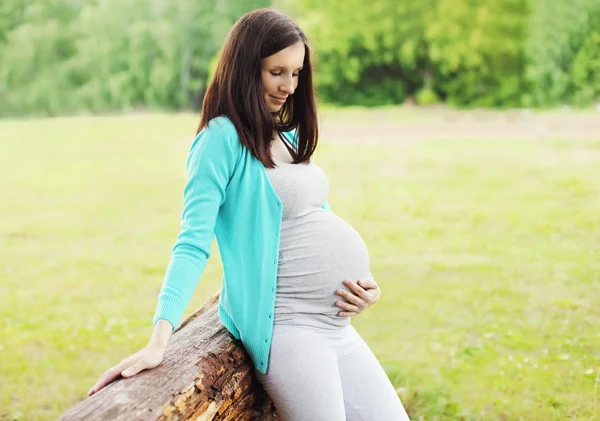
285 0 598 108
425 0 528 107
571 31 600 105
281 0 430 106
415 87 440 106
0 0 268 117
0 0 598 114
0 0 29 44
0 2 79 115
525 0 600 107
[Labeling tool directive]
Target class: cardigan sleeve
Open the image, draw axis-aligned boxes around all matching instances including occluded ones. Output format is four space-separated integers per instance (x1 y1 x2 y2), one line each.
152 117 240 331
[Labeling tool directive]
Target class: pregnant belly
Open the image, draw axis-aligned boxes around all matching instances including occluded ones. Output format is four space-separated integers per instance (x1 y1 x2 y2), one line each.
274 209 371 323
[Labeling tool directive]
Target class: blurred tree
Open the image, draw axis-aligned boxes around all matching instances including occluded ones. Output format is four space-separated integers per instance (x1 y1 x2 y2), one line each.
279 0 432 106
0 0 267 116
571 31 600 105
1 0 599 114
0 0 28 44
425 0 528 107
525 0 600 106
281 0 530 107
0 1 80 114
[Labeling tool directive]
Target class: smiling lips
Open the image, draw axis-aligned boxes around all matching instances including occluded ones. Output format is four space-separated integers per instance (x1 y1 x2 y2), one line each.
271 95 288 102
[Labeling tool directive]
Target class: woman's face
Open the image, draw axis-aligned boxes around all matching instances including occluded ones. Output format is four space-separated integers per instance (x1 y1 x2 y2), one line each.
261 41 305 113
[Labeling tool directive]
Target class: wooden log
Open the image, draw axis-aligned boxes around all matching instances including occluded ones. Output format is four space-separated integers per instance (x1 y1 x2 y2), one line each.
60 291 278 421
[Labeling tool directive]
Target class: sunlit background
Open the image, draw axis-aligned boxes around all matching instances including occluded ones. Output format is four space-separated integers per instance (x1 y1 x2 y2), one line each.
1 1 599 420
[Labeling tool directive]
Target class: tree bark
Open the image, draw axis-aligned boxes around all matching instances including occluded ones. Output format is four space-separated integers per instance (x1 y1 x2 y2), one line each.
59 291 278 421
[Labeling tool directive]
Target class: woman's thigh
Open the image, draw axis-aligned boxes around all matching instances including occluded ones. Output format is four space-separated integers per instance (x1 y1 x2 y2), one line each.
337 325 410 421
254 325 346 421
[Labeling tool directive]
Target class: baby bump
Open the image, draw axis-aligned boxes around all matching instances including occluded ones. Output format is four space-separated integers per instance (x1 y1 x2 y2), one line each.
274 210 371 326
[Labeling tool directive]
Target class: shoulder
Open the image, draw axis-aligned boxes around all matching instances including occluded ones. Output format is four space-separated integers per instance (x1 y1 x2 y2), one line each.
194 115 242 154
186 115 243 170
205 115 238 136
200 115 239 144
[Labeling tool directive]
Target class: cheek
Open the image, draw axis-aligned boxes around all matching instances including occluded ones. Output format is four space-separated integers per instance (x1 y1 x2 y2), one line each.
262 76 276 93
260 74 269 92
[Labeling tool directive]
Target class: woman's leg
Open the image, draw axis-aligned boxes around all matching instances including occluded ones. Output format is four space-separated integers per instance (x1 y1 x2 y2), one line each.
254 324 346 421
336 325 410 421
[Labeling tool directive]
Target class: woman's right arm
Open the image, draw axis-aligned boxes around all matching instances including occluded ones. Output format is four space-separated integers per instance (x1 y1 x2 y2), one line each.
88 117 240 396
151 117 241 332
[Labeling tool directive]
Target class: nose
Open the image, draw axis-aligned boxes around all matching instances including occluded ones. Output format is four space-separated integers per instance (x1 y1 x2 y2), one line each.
279 76 295 95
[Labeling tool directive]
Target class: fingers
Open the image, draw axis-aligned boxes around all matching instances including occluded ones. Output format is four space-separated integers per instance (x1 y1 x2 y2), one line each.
88 369 119 396
344 280 368 298
362 278 382 302
336 285 366 307
88 355 141 396
335 291 362 307
358 277 377 289
355 278 381 303
88 366 127 396
337 311 358 317
335 300 360 313
121 359 150 377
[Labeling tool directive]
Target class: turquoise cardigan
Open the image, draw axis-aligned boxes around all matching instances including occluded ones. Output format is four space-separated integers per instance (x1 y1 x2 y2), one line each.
152 115 366 374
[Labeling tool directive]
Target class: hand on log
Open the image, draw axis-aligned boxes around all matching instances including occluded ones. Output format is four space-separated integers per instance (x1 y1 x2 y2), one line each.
63 291 278 421
87 342 166 396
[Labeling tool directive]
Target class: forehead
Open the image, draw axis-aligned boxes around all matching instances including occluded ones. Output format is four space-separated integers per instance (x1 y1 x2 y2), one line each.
262 41 305 68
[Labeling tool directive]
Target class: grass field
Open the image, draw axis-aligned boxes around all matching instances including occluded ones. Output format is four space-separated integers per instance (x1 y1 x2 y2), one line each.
1 111 599 420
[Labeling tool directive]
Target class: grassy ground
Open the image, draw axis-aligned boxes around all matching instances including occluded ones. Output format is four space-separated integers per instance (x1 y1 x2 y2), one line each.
1 111 599 420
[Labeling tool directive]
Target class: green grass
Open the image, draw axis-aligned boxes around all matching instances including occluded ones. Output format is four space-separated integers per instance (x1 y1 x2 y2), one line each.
1 113 599 420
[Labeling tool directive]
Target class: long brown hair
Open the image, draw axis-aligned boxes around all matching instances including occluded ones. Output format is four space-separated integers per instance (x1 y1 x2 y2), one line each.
197 8 319 168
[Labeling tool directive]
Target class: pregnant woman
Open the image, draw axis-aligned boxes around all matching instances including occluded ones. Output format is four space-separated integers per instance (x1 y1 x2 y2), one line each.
88 8 409 421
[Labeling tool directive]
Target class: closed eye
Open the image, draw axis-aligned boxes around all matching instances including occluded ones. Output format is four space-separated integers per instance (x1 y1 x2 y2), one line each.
271 72 300 77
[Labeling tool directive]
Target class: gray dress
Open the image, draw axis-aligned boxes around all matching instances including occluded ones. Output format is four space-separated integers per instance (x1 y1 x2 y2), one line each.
256 148 410 421
265 157 372 329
